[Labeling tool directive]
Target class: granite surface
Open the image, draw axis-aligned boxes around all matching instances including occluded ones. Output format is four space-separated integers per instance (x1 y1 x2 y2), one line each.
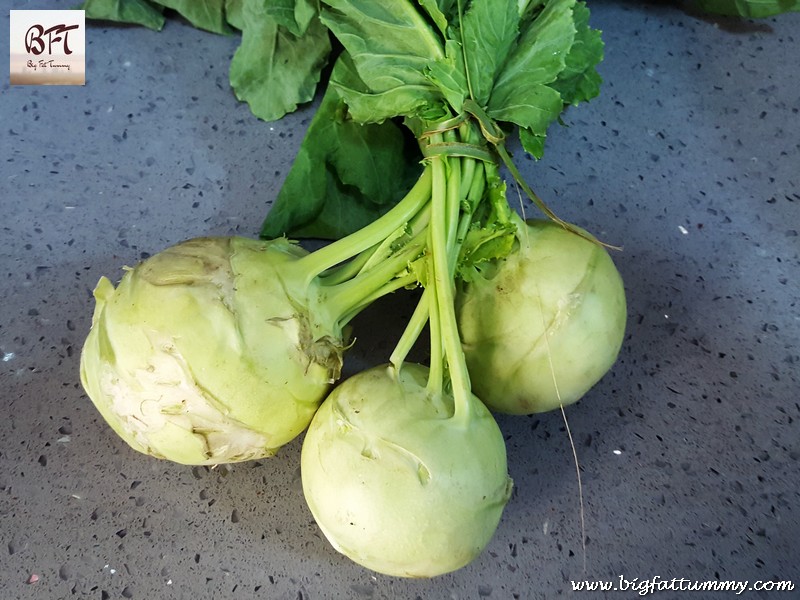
1 2 798 599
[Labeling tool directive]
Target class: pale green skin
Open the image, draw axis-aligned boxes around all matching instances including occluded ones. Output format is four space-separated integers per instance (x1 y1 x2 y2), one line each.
301 363 513 578
456 219 627 414
80 237 344 465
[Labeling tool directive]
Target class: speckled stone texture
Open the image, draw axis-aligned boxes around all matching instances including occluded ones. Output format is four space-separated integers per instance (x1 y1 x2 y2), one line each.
1 2 798 599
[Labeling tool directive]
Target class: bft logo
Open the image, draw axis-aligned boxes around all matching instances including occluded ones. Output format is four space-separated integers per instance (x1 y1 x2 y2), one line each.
10 10 86 86
25 23 81 56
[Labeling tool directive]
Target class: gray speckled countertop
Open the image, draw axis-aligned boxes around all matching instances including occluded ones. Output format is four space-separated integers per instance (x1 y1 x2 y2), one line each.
2 2 799 599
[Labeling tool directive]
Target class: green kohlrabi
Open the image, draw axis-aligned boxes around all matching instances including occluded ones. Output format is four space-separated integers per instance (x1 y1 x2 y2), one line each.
80 171 435 465
300 363 512 578
81 237 341 465
456 218 627 414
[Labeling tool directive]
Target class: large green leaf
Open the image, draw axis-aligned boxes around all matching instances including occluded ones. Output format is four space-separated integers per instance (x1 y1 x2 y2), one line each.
425 39 469 113
551 1 603 106
150 0 232 34
487 80 563 135
418 0 455 35
229 0 331 122
225 0 245 28
261 85 422 240
486 0 577 158
320 0 444 101
263 0 319 35
80 0 166 31
461 0 520 106
490 0 576 97
331 50 440 123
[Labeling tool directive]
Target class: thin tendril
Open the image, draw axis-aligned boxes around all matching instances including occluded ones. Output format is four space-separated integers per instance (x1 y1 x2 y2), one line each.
537 282 587 575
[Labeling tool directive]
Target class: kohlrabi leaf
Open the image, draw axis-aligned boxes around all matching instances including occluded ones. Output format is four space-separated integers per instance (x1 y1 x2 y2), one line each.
489 0 576 99
551 1 603 106
261 86 422 240
320 0 444 118
320 0 444 88
692 0 799 16
263 0 318 36
461 0 520 106
518 126 546 159
457 222 517 283
149 0 232 34
418 0 455 35
80 0 166 31
225 0 244 29
486 0 577 158
486 79 563 136
331 52 440 123
425 40 469 113
229 0 330 122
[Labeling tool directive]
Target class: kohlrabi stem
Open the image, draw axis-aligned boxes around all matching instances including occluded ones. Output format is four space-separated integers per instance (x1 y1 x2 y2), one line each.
389 287 430 370
338 271 420 328
459 155 476 201
457 122 481 200
427 140 472 421
325 202 433 326
322 231 425 329
381 122 490 376
359 204 431 275
295 166 432 286
444 133 462 256
319 202 430 286
456 161 486 247
426 270 444 399
317 243 378 286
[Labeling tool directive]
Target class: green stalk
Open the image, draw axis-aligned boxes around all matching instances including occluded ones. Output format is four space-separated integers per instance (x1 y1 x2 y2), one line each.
456 161 486 246
456 122 481 201
359 204 431 275
389 287 430 370
459 156 476 205
317 243 379 286
321 240 424 330
338 271 419 328
319 200 430 286
384 123 490 410
427 141 472 421
295 166 432 286
444 133 462 255
425 261 444 399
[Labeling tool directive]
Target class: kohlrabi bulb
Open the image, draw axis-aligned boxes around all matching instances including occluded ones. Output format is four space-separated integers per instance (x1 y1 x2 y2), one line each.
80 236 346 465
456 219 627 414
301 363 513 577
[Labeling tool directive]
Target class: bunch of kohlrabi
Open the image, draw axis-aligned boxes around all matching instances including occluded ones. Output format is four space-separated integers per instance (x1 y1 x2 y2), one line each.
80 0 628 578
